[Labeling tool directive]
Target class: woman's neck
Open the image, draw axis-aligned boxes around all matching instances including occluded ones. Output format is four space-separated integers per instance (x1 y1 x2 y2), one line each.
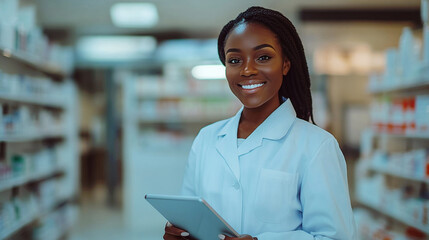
237 101 280 139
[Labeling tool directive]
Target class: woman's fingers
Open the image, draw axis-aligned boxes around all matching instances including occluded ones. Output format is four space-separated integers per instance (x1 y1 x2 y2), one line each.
218 234 256 240
164 222 190 237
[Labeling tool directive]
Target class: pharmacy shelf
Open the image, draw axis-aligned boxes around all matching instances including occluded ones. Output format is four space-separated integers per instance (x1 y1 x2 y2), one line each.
30 205 76 240
0 197 72 240
356 197 429 234
0 48 67 80
369 79 429 94
370 165 429 184
0 212 35 240
0 167 65 192
0 93 66 109
373 131 429 139
0 131 65 142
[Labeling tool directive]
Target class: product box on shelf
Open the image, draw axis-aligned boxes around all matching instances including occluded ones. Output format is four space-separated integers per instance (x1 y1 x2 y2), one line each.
17 5 36 33
0 23 16 50
422 0 429 66
415 95 429 133
398 27 421 82
0 103 3 135
383 48 400 88
0 0 19 24
0 0 18 50
0 191 16 236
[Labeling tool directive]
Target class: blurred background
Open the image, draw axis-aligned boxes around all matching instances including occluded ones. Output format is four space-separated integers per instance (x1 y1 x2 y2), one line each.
0 0 428 239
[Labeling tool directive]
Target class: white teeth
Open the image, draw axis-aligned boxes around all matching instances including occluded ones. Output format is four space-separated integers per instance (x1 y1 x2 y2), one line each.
241 83 264 89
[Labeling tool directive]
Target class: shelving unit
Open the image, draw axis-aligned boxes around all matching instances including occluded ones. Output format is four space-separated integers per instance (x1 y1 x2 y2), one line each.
0 132 65 142
355 73 429 237
355 196 429 234
0 92 66 109
373 132 429 139
0 3 78 238
0 82 78 240
370 165 429 184
0 166 65 192
369 78 429 95
0 48 68 80
0 196 71 240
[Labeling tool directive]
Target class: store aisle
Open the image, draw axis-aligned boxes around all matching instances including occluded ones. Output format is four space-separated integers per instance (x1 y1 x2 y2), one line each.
69 188 164 240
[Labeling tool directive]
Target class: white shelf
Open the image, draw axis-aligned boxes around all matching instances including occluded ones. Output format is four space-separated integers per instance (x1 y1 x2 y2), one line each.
0 93 66 109
373 131 429 139
0 131 65 142
0 48 67 79
0 166 65 192
356 197 429 234
369 79 429 94
0 214 35 240
370 165 429 184
0 196 72 240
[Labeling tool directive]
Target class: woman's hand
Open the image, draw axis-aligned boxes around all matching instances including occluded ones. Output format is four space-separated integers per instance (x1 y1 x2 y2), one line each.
164 222 191 240
218 234 258 240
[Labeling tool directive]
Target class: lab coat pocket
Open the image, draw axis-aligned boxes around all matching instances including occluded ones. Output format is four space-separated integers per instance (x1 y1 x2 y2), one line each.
254 168 297 223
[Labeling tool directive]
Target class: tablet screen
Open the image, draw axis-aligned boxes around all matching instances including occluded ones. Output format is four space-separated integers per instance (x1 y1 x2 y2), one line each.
145 194 239 240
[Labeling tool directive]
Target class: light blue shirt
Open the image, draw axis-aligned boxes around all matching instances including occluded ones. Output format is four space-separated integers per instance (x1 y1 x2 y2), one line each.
181 99 357 239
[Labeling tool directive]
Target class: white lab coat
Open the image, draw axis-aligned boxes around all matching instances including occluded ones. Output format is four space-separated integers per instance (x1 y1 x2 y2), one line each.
181 99 357 240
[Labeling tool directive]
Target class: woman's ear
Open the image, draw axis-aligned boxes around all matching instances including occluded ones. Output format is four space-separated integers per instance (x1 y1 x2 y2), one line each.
282 59 291 76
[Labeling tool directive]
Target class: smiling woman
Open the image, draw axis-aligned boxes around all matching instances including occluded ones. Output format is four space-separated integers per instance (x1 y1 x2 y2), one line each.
164 6 357 240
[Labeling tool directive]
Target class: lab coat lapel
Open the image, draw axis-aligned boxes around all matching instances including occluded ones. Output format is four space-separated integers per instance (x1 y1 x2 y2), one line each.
237 100 296 156
215 107 242 181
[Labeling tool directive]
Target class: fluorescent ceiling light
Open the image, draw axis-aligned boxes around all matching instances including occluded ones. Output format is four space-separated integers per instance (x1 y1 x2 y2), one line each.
111 3 158 28
191 65 226 80
76 36 157 61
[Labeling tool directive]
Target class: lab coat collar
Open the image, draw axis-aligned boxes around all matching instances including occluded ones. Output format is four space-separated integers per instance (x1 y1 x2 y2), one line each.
215 99 296 179
237 99 296 156
217 99 296 138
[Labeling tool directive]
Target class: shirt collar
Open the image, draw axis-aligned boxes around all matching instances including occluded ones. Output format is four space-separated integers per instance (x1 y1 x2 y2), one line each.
217 98 297 140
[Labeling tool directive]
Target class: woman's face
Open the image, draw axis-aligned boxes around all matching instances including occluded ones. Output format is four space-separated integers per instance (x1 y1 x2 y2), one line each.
224 22 290 111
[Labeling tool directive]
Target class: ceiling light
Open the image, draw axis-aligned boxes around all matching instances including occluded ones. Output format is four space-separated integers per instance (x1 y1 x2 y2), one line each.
76 36 157 62
110 3 158 28
191 65 226 80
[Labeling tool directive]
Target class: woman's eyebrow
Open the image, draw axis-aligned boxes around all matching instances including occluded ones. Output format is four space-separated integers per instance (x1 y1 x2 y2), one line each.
254 44 275 51
226 48 240 54
226 44 275 54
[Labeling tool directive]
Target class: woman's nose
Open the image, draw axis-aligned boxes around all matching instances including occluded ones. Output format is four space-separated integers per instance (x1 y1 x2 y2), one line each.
240 60 258 77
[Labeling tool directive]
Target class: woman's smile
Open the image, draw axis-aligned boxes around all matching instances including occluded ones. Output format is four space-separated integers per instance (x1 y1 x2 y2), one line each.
239 82 266 90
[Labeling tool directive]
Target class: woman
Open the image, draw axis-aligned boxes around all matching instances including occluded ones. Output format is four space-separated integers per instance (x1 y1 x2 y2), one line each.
165 6 356 240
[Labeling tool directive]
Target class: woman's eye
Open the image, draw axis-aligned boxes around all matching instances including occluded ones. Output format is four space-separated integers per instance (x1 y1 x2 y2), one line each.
257 55 271 62
228 58 241 64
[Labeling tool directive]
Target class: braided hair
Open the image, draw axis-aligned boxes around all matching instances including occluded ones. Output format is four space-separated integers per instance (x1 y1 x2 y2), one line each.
217 6 315 124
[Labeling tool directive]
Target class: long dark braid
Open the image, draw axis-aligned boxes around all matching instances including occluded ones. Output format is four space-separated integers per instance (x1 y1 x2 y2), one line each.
217 6 315 124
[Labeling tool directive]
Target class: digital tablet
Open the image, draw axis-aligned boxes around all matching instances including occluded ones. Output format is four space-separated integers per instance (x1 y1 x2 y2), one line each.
145 194 239 240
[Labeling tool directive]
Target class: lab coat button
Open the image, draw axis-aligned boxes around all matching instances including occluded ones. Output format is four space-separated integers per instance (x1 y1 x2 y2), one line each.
233 182 240 190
